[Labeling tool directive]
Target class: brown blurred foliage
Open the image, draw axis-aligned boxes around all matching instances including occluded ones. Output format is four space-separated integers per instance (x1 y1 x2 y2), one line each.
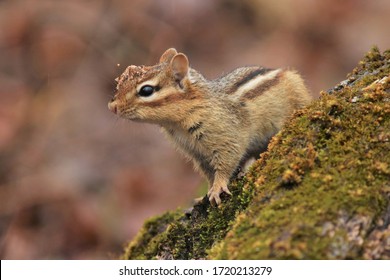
0 0 389 259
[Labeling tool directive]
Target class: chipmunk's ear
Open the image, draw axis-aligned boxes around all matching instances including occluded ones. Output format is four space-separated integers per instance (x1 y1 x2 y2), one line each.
170 53 189 81
159 48 178 63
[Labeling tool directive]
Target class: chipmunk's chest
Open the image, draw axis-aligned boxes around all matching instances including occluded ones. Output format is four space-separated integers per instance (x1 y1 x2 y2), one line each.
162 122 207 156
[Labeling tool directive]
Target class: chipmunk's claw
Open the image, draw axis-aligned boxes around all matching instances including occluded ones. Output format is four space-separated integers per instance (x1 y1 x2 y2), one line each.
208 185 232 206
222 185 232 196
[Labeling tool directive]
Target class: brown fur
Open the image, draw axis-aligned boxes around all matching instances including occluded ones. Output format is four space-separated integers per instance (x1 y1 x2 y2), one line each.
108 48 312 206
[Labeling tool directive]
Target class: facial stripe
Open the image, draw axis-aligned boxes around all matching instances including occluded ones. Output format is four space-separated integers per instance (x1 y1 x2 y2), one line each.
241 71 283 100
136 78 160 93
139 86 203 107
140 93 187 107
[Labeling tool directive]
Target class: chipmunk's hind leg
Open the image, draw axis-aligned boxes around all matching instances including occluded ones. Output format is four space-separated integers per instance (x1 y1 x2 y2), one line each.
235 157 256 178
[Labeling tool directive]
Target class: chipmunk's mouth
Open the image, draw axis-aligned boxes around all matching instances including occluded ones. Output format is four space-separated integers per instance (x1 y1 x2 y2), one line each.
120 108 141 121
108 101 118 114
108 100 142 121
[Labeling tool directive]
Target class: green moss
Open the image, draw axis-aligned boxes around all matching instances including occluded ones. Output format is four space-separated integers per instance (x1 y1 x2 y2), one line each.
122 47 390 260
121 211 182 259
122 178 255 259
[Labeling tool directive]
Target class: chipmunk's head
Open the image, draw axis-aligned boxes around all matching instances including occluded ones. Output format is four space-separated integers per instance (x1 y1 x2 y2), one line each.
108 48 199 123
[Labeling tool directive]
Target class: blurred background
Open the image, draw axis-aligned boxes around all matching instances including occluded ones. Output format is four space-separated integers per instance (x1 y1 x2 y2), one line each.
0 0 389 259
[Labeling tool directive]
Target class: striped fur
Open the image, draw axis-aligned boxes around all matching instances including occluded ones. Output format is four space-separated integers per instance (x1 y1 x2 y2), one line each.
226 69 282 98
242 71 284 100
233 67 272 88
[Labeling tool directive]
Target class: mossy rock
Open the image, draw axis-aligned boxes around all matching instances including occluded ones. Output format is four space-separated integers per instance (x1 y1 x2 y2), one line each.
122 47 390 260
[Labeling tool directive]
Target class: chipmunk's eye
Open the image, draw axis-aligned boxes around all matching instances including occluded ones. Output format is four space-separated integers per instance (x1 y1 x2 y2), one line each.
139 85 155 97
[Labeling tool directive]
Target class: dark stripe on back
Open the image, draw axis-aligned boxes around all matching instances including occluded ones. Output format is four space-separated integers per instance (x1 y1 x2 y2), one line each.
242 71 283 100
233 67 273 89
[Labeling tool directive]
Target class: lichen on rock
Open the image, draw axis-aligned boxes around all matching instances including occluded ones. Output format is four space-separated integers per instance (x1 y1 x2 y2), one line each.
122 47 390 260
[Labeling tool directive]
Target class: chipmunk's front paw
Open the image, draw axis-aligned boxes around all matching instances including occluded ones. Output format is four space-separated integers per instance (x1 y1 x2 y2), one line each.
208 185 232 206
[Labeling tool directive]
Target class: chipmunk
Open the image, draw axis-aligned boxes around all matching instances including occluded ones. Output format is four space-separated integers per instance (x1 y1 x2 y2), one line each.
108 48 311 206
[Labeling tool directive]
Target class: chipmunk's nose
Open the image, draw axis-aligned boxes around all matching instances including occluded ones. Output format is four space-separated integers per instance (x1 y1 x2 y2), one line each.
108 99 118 114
